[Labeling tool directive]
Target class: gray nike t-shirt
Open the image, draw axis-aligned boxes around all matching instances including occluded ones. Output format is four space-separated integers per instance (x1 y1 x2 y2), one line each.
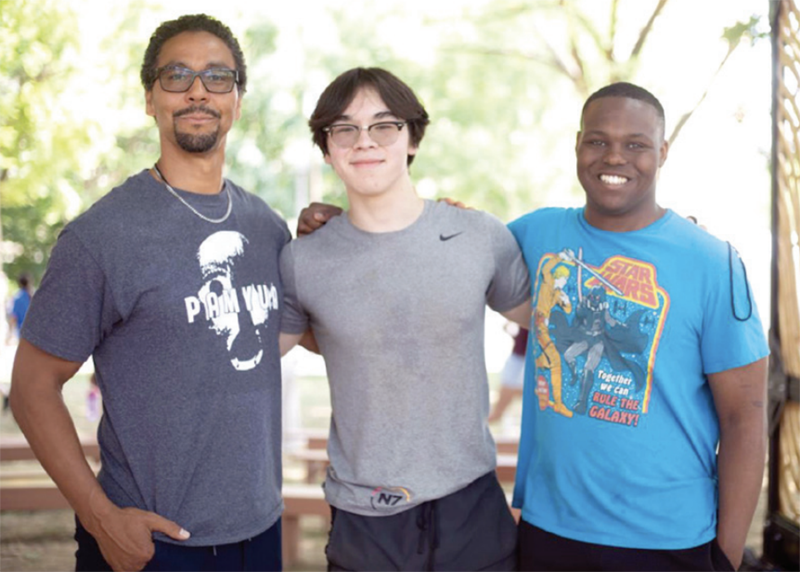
280 200 530 516
22 170 290 545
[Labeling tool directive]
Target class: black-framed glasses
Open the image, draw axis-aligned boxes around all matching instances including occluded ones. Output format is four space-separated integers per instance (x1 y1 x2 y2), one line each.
323 121 407 148
155 66 239 94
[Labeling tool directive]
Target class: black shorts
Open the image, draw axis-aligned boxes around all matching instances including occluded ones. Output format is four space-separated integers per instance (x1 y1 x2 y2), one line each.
518 519 735 571
326 471 518 571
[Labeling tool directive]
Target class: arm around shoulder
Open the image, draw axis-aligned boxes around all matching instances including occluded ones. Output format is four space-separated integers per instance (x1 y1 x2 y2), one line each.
296 202 343 236
501 299 531 329
279 329 319 357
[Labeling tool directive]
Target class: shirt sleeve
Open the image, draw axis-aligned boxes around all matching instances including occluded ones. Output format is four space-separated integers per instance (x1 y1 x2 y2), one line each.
278 240 310 335
700 244 769 374
21 229 121 363
485 214 532 312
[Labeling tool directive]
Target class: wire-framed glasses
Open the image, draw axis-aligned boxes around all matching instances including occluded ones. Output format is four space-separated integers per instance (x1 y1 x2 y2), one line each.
323 121 407 148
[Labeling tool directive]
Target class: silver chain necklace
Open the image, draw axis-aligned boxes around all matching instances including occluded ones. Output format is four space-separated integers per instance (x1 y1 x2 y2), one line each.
152 164 232 224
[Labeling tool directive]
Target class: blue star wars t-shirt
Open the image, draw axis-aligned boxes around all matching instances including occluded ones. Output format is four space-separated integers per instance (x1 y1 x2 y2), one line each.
508 207 768 549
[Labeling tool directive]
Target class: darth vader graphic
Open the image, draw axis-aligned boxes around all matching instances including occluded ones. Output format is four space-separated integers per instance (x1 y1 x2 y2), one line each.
531 249 667 421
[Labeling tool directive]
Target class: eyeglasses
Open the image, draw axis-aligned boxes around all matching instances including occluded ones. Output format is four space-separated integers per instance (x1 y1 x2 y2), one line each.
155 66 239 94
323 121 407 148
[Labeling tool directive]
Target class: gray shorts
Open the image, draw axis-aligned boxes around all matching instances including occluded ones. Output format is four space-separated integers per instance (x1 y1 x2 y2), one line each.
325 471 517 571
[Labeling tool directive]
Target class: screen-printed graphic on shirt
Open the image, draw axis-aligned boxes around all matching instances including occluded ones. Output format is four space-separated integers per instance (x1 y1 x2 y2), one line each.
532 248 668 424
183 230 279 371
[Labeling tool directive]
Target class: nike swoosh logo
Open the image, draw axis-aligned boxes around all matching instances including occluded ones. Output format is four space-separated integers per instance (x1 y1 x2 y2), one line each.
439 232 463 241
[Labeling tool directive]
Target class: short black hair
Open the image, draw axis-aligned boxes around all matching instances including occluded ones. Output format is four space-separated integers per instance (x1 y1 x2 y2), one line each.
140 14 247 94
17 273 30 289
309 67 430 166
582 82 665 133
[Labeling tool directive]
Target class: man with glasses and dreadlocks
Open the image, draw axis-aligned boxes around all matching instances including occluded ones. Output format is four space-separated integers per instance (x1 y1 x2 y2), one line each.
278 67 531 571
10 14 289 571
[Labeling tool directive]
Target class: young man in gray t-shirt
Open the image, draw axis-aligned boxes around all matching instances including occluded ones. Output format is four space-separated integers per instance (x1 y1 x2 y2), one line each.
279 67 531 571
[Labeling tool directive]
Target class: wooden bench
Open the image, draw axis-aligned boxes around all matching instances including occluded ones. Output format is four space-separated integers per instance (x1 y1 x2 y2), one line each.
288 448 329 483
289 448 518 483
3 432 323 567
0 435 100 463
494 435 520 455
496 453 518 482
291 430 519 455
0 435 101 510
282 483 329 567
0 476 516 567
0 477 325 565
0 479 72 510
1 431 517 567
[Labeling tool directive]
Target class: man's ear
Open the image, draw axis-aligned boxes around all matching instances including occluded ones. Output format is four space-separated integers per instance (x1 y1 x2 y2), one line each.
234 92 243 121
575 131 582 154
658 139 669 167
145 90 155 118
324 153 331 166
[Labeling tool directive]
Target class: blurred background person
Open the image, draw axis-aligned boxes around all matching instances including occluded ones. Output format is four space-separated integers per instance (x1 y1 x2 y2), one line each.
3 273 33 410
488 326 528 427
6 273 33 344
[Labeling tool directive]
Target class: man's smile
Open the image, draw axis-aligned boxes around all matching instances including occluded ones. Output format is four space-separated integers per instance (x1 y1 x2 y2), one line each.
350 158 384 168
598 174 630 186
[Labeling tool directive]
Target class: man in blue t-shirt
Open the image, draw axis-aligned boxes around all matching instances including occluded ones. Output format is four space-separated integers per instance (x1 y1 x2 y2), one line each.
508 83 768 571
8 273 32 337
3 273 32 410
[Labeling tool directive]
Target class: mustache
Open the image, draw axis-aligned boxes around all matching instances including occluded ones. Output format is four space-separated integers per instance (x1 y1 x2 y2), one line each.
173 106 221 119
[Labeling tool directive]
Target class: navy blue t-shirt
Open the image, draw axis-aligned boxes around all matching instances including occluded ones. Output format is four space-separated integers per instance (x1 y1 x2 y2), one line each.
23 170 290 546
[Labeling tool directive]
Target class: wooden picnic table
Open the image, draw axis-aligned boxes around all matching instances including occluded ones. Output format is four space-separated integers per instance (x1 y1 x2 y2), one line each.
288 448 518 483
0 435 100 463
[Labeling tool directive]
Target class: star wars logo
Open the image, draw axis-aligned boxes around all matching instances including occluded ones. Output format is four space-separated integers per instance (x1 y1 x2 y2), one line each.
585 256 659 308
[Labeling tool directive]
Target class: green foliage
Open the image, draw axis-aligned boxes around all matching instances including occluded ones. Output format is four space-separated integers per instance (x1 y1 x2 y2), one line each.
722 15 768 47
298 1 579 219
2 197 64 276
226 19 299 217
0 0 86 202
0 0 771 280
81 2 160 205
0 0 88 282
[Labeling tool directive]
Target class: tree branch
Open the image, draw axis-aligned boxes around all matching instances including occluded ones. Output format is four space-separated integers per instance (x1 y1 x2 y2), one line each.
667 45 734 146
609 0 619 60
569 7 610 62
630 0 669 59
564 5 589 96
446 45 580 87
